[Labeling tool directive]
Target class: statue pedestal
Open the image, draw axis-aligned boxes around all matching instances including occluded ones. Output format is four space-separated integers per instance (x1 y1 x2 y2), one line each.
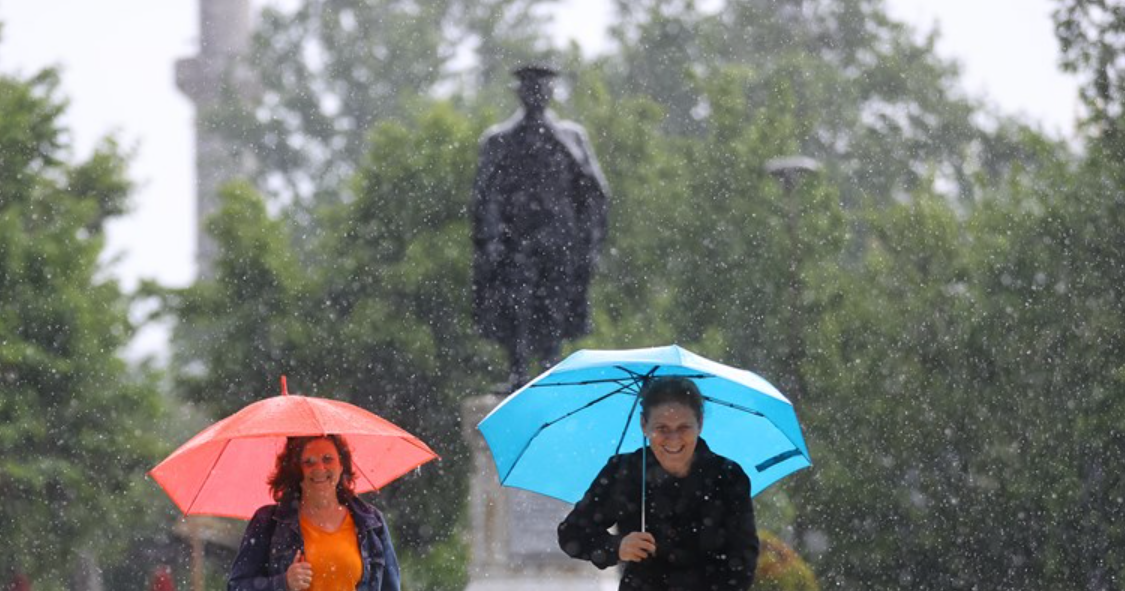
461 395 617 591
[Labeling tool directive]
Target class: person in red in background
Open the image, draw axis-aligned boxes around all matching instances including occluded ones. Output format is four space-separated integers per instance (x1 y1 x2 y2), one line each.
148 565 175 591
6 573 31 591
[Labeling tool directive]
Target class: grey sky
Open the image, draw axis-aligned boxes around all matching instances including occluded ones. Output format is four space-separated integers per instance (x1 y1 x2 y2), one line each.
0 0 1080 357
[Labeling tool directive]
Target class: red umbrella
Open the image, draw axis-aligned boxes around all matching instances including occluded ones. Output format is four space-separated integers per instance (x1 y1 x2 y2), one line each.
149 377 438 519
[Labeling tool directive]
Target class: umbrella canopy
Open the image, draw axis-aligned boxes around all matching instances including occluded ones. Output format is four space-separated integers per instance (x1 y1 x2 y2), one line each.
150 378 438 519
478 345 810 503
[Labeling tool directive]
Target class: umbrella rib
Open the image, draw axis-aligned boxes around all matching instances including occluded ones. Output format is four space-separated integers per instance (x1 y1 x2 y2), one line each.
356 441 439 493
351 450 382 492
299 395 328 433
398 435 440 460
182 438 232 515
700 395 765 417
612 366 659 455
700 394 810 465
538 383 640 430
613 387 644 456
384 434 442 478
498 375 646 485
530 376 639 388
530 371 711 388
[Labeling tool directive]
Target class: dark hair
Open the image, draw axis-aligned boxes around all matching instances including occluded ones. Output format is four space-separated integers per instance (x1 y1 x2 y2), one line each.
268 435 357 504
639 376 704 423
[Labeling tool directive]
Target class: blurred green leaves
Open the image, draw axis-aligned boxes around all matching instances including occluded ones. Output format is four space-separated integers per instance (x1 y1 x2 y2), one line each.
0 66 166 586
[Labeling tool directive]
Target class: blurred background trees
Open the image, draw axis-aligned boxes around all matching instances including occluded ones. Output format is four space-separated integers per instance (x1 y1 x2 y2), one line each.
150 0 1125 588
3 0 1124 589
0 66 169 589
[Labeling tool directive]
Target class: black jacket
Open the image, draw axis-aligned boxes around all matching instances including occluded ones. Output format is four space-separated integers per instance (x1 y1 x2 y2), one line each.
558 439 759 591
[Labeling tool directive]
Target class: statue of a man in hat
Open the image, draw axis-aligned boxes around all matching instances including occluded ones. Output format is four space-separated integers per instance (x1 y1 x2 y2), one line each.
471 65 610 383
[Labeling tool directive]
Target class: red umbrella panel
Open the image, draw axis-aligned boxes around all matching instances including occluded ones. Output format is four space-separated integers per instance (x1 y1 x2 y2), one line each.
149 379 438 520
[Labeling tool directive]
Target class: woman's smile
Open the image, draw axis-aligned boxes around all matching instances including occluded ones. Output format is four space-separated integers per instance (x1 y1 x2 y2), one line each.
643 403 701 478
300 439 343 493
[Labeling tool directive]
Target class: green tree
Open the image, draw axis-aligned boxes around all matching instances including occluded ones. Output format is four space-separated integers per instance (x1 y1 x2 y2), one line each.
969 146 1125 589
794 122 1123 590
1048 4 1125 586
0 65 165 588
311 104 488 590
163 3 1107 589
1055 0 1125 158
162 100 493 591
800 191 992 589
220 0 557 211
604 0 1020 205
161 180 310 415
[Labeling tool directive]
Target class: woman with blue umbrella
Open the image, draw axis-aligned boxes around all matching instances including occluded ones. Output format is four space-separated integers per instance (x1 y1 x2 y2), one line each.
557 376 759 591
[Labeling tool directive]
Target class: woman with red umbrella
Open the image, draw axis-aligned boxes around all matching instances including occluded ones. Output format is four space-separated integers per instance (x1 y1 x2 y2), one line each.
227 434 400 591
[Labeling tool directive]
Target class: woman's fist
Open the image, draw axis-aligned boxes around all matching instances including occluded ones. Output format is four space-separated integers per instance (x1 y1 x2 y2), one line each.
619 532 656 562
286 550 313 590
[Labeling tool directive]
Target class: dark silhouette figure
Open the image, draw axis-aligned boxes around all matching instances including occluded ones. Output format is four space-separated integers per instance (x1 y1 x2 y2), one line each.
472 65 610 384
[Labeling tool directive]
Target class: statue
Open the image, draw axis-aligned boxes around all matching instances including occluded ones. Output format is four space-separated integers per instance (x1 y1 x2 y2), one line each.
471 65 610 384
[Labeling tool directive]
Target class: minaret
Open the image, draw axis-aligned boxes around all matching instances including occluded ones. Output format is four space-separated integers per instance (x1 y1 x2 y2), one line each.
176 0 254 279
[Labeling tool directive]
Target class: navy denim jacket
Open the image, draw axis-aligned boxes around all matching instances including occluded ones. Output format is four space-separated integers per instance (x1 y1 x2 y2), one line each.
228 496 401 591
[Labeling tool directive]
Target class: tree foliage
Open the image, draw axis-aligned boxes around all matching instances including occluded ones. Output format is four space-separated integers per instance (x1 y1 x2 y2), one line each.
604 0 1000 205
160 1 1125 589
160 101 496 590
0 66 165 587
221 0 557 210
1055 0 1125 154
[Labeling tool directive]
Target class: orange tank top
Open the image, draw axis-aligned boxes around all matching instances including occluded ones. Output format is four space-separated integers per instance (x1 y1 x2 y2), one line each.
300 511 363 591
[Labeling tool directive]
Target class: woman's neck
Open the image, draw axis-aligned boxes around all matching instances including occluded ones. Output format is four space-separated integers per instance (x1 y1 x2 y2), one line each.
664 462 692 478
300 492 341 513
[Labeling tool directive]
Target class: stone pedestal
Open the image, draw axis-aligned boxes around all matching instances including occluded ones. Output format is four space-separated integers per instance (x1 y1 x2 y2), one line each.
462 395 617 591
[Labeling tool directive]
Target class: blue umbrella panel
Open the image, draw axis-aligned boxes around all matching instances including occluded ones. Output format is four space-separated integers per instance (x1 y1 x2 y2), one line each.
478 345 811 504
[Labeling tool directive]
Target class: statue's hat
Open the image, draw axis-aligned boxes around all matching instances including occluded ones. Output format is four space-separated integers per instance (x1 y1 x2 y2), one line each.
512 63 559 81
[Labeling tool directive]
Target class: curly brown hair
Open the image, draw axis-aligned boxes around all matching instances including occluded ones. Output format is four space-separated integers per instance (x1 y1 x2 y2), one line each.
268 435 357 504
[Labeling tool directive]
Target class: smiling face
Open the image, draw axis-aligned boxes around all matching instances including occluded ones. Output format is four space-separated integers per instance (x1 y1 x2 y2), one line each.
299 438 342 499
642 402 702 478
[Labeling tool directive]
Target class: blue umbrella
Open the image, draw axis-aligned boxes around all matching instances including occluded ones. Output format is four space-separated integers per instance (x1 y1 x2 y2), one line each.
478 345 811 506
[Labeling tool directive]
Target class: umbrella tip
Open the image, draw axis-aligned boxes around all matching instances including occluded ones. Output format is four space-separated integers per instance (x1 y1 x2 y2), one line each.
281 375 289 396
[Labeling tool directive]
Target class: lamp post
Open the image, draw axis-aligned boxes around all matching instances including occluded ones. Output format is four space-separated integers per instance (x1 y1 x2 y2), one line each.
764 156 820 405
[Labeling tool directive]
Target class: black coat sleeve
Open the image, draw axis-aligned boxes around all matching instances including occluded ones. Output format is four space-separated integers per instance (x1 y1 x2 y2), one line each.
557 457 624 569
703 463 759 590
